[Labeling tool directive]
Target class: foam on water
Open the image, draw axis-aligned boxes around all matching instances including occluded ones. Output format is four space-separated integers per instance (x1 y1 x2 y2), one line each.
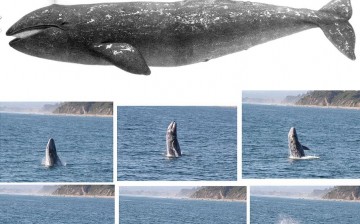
289 155 320 160
41 157 67 167
277 214 300 224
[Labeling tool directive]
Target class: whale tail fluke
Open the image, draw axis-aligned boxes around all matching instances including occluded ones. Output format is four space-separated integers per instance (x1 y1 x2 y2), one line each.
319 0 355 60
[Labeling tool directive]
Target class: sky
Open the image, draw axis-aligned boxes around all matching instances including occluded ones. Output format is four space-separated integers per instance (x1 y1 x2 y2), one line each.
242 90 307 100
0 0 359 105
120 186 195 192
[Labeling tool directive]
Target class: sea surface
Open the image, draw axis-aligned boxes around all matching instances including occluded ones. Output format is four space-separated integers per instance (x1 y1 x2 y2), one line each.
0 113 113 182
251 196 360 224
242 104 360 178
118 106 237 180
120 195 246 224
0 194 114 224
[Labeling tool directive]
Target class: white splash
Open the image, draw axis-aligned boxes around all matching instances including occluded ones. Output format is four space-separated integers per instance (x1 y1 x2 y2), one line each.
277 214 300 224
289 155 319 160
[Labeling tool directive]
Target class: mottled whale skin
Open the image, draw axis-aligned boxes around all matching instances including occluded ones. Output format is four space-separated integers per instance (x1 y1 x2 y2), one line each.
45 138 62 167
7 0 356 75
166 121 181 157
288 127 310 158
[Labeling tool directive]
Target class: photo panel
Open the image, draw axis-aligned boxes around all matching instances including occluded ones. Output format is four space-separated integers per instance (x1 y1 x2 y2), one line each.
0 184 114 223
242 91 360 179
0 102 113 182
117 106 237 181
251 185 360 223
120 186 246 224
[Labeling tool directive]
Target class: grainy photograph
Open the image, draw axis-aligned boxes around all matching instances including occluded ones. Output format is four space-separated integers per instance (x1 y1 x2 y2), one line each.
120 186 246 224
251 186 360 224
242 91 360 179
118 106 237 181
0 102 113 182
0 185 114 224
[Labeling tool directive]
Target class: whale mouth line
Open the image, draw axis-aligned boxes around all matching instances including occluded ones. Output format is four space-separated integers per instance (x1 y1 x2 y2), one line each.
8 25 64 44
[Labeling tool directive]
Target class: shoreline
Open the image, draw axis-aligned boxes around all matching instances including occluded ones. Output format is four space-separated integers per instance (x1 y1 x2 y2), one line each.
253 194 360 203
0 192 114 199
120 194 245 203
0 111 113 118
243 102 360 111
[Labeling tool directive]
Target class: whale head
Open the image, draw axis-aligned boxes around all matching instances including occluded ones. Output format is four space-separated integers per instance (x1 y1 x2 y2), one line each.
167 121 177 137
45 138 60 167
288 127 298 141
6 5 90 63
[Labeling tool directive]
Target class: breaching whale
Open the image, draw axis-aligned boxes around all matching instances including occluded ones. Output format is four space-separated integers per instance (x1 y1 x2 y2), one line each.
288 127 310 158
166 121 181 157
45 138 62 167
6 0 356 75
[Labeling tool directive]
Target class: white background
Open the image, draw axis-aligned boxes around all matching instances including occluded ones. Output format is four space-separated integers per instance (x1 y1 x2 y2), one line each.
1 0 359 105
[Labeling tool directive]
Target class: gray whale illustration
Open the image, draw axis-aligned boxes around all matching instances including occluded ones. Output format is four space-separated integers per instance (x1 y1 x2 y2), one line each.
166 121 181 157
45 138 62 167
288 127 310 158
7 0 355 75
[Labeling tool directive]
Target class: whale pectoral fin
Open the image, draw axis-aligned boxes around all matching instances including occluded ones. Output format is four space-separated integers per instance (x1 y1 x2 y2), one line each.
91 43 151 75
302 145 310 150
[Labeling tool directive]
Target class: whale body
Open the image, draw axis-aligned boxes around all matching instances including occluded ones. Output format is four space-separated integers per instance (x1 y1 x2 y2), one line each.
166 121 181 157
6 0 356 75
288 127 310 158
45 138 62 167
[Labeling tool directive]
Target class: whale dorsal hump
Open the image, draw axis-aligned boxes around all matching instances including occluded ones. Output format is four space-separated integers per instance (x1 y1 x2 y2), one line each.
91 43 151 75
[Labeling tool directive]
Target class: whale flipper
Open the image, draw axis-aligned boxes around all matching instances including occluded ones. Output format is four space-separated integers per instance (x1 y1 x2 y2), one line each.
166 121 182 157
302 145 310 151
91 43 151 75
45 138 62 167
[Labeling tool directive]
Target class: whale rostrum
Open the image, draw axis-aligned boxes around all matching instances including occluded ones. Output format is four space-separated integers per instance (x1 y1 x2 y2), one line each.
45 138 62 167
6 0 356 75
288 127 310 158
166 121 182 157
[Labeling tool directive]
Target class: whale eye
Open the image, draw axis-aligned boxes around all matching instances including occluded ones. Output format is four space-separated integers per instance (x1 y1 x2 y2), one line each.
61 21 69 26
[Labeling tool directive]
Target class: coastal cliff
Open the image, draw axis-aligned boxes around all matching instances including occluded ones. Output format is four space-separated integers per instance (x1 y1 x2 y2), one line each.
295 91 360 107
52 185 114 197
190 186 246 201
52 102 113 116
322 186 360 201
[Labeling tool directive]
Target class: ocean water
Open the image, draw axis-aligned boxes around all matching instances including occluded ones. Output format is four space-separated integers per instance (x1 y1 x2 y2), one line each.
120 195 246 224
118 106 237 180
251 196 360 224
242 104 360 178
0 194 114 224
0 113 113 182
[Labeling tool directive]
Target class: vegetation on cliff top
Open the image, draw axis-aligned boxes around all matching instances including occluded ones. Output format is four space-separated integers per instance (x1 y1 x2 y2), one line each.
53 102 113 115
296 91 360 107
52 185 114 197
322 186 360 201
190 186 246 200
